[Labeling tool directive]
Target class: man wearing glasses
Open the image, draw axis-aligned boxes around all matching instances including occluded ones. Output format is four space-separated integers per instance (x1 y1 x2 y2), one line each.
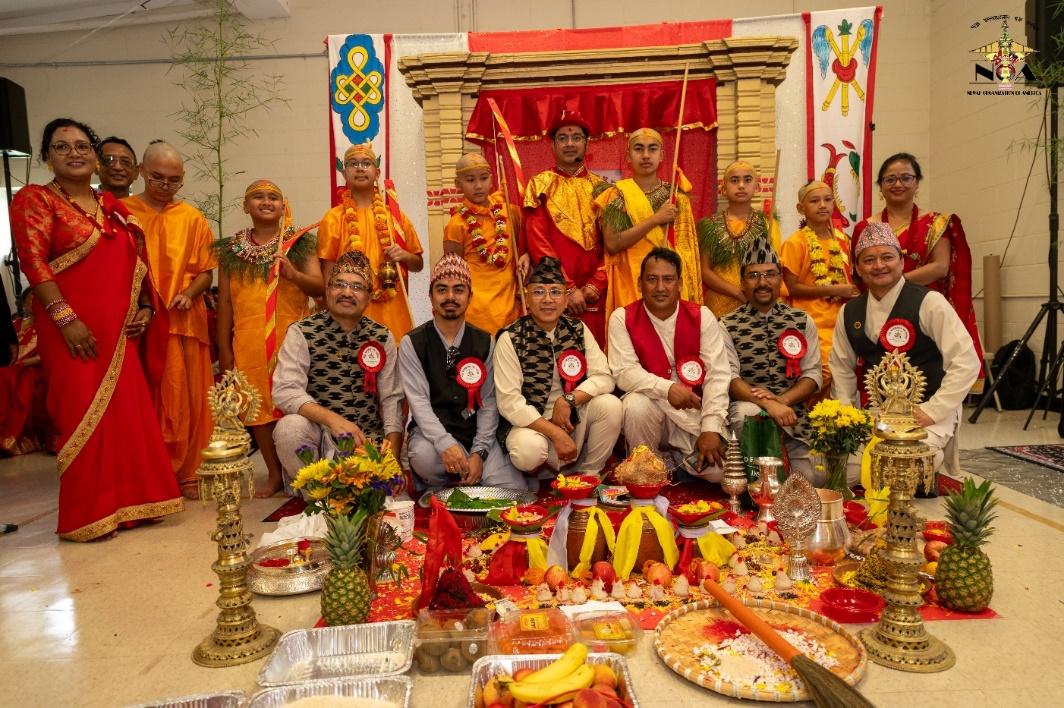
95 136 138 198
522 111 609 346
273 251 404 493
720 239 823 483
123 141 217 499
399 254 525 490
494 257 621 481
608 247 731 477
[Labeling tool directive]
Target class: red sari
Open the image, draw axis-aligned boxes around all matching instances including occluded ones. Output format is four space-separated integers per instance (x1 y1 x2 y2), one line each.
853 207 985 375
11 185 183 541
0 317 52 455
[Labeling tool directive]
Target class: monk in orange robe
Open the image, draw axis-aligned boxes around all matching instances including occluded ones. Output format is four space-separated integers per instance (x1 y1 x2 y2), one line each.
316 143 423 341
523 110 608 346
215 180 321 497
443 152 523 334
124 142 216 499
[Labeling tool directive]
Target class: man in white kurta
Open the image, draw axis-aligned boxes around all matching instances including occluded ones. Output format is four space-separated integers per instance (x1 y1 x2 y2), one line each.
608 247 731 480
719 245 823 482
830 222 980 491
495 257 621 476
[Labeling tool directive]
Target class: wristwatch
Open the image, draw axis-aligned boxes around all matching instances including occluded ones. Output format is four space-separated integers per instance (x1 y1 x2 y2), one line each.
472 449 489 462
563 392 576 407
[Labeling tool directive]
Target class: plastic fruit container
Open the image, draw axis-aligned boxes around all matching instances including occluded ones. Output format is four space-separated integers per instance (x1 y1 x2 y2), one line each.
487 608 575 655
414 607 492 674
571 610 642 654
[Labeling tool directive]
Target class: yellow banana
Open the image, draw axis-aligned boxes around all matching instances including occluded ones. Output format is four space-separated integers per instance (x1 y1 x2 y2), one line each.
521 642 588 685
508 663 594 704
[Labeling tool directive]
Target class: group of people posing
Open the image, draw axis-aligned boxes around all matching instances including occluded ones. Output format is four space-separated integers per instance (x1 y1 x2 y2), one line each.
7 109 982 541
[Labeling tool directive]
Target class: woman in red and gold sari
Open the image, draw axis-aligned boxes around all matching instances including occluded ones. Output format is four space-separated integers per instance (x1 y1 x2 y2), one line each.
852 152 985 374
10 118 183 541
0 292 52 456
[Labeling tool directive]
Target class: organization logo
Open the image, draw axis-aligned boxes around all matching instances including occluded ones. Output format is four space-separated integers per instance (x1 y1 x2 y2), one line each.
969 16 1037 95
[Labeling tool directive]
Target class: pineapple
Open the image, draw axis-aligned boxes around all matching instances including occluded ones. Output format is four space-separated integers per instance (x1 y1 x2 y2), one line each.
321 511 373 626
935 478 997 612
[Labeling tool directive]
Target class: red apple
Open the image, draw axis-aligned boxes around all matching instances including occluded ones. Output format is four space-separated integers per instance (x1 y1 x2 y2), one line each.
592 561 617 592
923 540 948 563
644 561 673 586
544 565 568 591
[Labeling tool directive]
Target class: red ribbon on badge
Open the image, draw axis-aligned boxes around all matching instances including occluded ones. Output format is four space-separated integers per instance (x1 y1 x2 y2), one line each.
556 349 587 394
675 355 705 390
455 357 486 416
357 341 386 394
879 318 915 353
777 329 807 379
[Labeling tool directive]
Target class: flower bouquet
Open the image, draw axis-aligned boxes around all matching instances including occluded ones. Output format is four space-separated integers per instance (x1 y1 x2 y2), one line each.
807 399 873 501
292 434 404 626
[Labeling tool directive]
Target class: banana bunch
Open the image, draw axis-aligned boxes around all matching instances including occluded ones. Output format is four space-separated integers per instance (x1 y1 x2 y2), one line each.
500 643 594 704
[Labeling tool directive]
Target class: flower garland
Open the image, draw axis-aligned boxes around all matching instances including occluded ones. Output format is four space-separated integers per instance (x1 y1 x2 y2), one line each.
451 196 510 267
803 227 849 287
340 189 395 301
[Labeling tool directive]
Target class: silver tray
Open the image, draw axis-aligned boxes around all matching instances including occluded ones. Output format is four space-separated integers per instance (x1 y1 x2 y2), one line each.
125 691 245 708
257 621 416 687
417 486 536 512
248 677 412 708
247 538 332 596
467 652 640 707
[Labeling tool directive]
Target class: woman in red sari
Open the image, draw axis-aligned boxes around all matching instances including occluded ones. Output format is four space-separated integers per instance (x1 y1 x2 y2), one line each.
10 118 183 541
852 152 985 373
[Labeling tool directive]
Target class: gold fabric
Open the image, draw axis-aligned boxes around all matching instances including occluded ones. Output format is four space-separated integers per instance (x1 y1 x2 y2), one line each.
522 168 604 251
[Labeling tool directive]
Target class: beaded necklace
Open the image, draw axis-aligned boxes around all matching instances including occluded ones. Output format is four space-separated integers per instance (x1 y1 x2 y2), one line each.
51 180 104 229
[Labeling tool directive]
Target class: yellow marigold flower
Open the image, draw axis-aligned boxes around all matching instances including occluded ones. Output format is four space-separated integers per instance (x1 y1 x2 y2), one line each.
292 459 332 489
306 486 331 500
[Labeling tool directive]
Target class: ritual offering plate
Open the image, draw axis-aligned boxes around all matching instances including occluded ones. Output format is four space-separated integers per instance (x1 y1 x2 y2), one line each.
669 500 727 527
247 538 331 596
467 652 641 707
654 599 867 702
257 621 415 687
247 676 412 708
418 486 536 512
500 504 550 532
551 474 600 500
819 587 884 624
126 690 246 707
597 485 630 508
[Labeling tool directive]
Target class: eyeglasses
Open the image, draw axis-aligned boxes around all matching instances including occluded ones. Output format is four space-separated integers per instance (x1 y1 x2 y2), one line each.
330 281 369 293
345 160 375 170
146 175 183 191
554 134 586 145
50 141 94 156
529 287 565 300
445 345 460 374
101 154 135 168
744 270 781 282
881 174 917 187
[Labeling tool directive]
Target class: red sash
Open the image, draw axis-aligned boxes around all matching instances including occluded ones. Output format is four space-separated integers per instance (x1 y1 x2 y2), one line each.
624 300 703 396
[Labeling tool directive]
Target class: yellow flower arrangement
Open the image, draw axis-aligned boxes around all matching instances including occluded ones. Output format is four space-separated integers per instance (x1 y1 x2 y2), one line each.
293 435 404 519
807 398 872 455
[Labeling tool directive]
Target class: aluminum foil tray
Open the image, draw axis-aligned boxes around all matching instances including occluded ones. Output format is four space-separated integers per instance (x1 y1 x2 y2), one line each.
257 621 416 687
417 486 536 512
248 676 412 708
247 538 331 596
466 652 640 708
124 691 245 708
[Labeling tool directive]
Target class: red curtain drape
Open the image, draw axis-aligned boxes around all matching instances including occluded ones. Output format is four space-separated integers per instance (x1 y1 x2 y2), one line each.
465 79 719 220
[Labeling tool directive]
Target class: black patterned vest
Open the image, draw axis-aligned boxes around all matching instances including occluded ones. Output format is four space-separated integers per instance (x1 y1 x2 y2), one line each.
407 321 492 451
720 302 815 444
496 314 586 445
296 311 390 440
843 281 945 401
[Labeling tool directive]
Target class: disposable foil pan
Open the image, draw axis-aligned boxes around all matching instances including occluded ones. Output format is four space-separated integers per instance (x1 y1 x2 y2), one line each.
466 652 640 707
248 676 412 708
257 621 415 687
124 691 245 708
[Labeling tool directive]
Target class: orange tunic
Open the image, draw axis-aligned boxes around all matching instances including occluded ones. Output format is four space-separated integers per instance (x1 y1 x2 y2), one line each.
317 200 423 341
444 194 521 334
123 196 217 488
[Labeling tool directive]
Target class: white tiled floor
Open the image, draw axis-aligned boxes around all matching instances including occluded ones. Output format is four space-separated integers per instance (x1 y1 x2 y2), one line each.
0 407 1062 706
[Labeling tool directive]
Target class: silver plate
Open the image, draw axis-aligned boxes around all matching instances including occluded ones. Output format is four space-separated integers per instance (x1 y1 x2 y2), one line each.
466 652 640 707
248 676 412 708
247 538 332 596
416 486 536 512
257 621 416 687
124 691 245 708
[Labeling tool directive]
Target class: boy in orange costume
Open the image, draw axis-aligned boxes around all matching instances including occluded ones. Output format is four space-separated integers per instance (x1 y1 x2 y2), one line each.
123 141 216 499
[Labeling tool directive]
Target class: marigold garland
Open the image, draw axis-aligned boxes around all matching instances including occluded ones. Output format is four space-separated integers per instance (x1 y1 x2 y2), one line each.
803 227 849 299
451 196 510 267
340 189 397 302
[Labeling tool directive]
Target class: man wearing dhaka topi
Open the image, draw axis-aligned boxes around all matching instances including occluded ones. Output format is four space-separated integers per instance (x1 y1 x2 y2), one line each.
523 110 608 346
316 142 424 341
124 141 216 500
